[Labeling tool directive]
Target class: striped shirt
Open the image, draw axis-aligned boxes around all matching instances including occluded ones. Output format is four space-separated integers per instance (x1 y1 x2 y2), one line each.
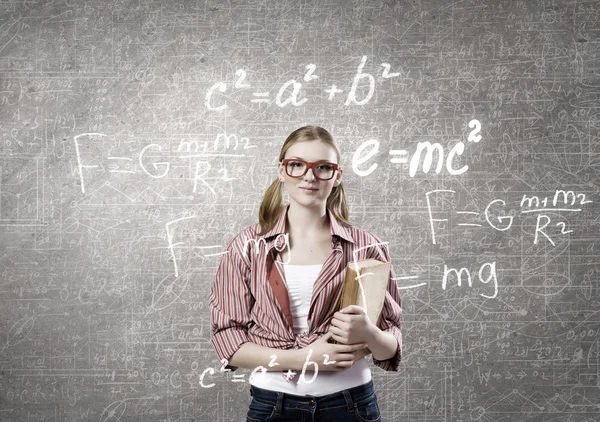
209 203 402 376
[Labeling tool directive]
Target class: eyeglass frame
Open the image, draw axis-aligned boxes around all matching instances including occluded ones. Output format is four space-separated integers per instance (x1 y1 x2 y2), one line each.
280 158 340 181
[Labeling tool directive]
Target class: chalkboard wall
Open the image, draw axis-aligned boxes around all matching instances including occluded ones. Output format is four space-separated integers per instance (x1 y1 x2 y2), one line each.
1 0 599 420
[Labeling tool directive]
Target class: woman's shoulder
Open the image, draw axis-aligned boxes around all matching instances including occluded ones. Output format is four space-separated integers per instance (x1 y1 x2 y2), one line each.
222 222 264 261
344 223 385 246
228 222 261 241
342 224 392 262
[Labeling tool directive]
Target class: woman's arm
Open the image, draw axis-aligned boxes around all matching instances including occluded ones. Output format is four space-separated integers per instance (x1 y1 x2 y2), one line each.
210 237 256 371
230 334 367 372
368 237 403 371
329 235 403 371
365 326 398 361
229 342 303 372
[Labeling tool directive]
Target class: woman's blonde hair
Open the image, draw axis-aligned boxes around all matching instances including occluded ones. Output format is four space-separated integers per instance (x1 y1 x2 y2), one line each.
258 125 350 236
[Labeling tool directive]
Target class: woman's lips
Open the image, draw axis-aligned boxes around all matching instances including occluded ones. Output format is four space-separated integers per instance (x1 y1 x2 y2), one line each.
300 187 318 192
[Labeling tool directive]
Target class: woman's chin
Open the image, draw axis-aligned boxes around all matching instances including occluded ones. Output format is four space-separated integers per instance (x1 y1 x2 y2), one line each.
290 195 325 207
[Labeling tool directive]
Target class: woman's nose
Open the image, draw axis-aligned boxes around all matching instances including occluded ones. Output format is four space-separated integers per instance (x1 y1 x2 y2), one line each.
303 166 317 180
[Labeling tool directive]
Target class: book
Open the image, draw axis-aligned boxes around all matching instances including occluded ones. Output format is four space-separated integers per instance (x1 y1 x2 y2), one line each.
334 259 391 360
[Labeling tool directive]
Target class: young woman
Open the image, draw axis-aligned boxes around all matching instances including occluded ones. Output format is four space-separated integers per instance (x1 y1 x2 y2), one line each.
210 126 402 421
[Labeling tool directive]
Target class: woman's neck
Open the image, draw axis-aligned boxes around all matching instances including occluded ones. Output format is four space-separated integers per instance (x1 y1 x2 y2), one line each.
286 203 330 240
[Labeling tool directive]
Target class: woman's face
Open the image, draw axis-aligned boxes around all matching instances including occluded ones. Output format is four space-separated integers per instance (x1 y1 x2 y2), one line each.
278 140 343 208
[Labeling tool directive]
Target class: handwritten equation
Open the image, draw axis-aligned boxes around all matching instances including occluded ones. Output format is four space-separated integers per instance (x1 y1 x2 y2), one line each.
205 56 407 110
426 189 593 246
72 119 482 196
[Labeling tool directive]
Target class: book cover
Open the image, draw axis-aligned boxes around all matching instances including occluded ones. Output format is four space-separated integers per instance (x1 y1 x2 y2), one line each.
334 259 391 360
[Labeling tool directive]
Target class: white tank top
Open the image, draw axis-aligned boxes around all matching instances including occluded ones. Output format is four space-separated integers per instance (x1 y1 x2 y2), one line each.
249 263 372 396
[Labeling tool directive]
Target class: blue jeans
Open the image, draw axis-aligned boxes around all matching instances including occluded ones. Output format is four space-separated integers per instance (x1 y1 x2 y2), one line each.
246 379 381 422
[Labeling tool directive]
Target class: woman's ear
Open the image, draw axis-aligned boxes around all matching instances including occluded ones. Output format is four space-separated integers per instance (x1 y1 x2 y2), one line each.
335 168 343 185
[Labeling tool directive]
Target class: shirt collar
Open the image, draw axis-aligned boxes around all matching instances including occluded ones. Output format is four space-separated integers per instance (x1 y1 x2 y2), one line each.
260 203 354 244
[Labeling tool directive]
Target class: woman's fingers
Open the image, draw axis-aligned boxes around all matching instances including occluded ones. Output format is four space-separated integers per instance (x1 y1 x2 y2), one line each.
319 331 333 343
345 342 368 352
331 344 366 362
330 331 346 344
331 318 349 330
336 360 354 368
328 325 344 338
322 331 333 340
335 351 358 362
331 339 366 352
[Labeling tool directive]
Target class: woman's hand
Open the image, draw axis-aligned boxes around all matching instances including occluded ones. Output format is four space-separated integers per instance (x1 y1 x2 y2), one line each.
329 305 377 345
300 332 367 371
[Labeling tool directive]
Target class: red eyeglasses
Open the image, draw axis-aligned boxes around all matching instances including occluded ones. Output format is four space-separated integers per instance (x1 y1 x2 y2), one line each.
281 158 339 181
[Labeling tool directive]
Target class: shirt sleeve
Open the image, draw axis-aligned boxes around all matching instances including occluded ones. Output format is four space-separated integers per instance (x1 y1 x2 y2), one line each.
209 237 254 371
367 234 403 372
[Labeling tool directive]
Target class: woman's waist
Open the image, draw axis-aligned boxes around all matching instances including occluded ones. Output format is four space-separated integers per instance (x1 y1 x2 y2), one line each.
249 358 372 396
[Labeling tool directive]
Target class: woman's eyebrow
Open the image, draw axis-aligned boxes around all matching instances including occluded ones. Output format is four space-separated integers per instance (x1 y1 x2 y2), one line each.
287 156 332 162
